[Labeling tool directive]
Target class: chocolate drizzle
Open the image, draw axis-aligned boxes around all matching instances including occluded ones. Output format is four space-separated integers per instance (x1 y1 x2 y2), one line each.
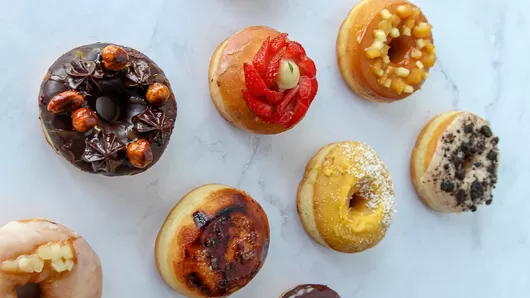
38 43 177 176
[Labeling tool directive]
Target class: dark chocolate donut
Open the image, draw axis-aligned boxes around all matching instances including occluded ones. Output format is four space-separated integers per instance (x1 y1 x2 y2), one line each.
280 284 340 298
38 43 177 176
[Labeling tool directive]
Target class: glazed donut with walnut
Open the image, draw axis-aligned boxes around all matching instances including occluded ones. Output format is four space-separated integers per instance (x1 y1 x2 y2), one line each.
411 111 500 213
0 218 102 298
155 184 270 298
39 43 177 176
337 0 436 102
209 26 318 134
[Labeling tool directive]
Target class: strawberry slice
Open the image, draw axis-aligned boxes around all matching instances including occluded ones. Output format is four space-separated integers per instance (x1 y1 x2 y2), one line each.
253 37 270 75
297 56 317 78
264 89 283 104
243 63 268 97
286 94 310 127
242 89 273 118
264 48 286 87
285 41 306 59
259 110 293 125
270 33 288 54
309 77 318 103
277 86 299 114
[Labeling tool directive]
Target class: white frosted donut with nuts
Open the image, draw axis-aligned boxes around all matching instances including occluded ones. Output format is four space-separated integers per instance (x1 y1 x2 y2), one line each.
337 0 436 102
0 218 102 298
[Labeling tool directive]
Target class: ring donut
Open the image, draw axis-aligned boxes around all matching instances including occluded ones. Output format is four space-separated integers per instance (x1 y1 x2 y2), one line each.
279 284 340 298
0 218 102 298
39 43 177 176
297 141 396 253
411 111 500 212
337 0 436 102
155 184 270 297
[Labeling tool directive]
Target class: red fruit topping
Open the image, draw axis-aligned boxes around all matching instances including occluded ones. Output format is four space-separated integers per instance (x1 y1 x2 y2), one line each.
241 32 318 128
270 33 288 53
244 63 268 97
297 56 317 78
253 37 271 75
285 41 306 59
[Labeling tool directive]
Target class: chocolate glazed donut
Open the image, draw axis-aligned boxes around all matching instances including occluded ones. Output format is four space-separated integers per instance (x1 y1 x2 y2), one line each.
38 43 177 176
280 284 341 298
155 184 270 298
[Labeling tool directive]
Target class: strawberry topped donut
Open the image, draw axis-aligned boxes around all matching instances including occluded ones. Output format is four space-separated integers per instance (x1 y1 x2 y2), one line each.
209 26 318 134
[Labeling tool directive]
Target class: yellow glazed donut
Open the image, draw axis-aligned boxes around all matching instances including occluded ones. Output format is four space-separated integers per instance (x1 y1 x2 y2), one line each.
337 0 436 102
0 218 102 298
297 141 396 253
411 111 500 213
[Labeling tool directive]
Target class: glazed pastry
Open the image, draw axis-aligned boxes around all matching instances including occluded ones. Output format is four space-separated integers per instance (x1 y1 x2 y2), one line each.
155 184 270 297
280 284 340 298
39 43 177 176
411 111 500 212
337 0 436 102
0 218 102 298
209 26 318 134
297 141 395 253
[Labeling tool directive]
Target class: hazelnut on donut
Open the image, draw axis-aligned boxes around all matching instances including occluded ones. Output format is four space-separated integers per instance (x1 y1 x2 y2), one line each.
39 43 177 176
337 0 436 102
209 26 318 134
0 218 102 298
411 111 500 213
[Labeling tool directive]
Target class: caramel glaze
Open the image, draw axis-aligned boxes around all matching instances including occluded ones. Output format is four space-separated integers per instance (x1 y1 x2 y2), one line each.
175 189 270 297
280 284 340 298
38 43 177 176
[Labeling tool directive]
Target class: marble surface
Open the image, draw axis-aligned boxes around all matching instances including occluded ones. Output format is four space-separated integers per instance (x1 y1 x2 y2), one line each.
0 0 528 297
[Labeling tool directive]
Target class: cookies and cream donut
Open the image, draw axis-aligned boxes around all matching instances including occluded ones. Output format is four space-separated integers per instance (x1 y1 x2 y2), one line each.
297 141 396 253
337 0 435 102
411 111 500 212
155 184 270 297
39 43 177 176
280 284 340 298
209 26 318 134
0 218 102 298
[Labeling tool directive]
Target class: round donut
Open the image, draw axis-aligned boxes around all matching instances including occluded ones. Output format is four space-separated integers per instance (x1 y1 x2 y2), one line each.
39 43 177 176
0 218 102 298
411 111 500 213
337 0 436 102
280 284 340 298
208 26 318 134
297 141 396 253
155 184 270 298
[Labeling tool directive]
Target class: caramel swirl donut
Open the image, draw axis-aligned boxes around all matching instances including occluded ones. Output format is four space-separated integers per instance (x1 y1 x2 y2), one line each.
39 43 177 176
0 218 102 298
209 26 318 134
297 141 396 253
411 111 500 213
280 284 340 298
337 0 436 102
155 184 270 297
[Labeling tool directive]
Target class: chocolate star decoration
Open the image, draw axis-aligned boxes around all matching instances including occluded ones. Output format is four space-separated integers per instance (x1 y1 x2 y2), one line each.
134 107 175 145
82 131 126 173
125 60 167 88
64 58 106 96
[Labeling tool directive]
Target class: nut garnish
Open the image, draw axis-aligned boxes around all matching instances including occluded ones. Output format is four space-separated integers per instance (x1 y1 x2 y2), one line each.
380 9 392 19
395 67 411 77
146 83 171 106
47 90 84 114
0 241 78 274
126 139 153 169
0 260 18 272
101 45 130 71
72 107 98 133
276 60 301 90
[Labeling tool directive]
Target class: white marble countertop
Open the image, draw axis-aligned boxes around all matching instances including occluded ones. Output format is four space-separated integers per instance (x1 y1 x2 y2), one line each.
0 0 528 297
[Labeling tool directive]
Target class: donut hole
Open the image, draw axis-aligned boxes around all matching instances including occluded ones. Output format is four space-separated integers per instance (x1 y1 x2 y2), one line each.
388 36 414 64
16 283 41 298
95 96 120 122
349 193 366 210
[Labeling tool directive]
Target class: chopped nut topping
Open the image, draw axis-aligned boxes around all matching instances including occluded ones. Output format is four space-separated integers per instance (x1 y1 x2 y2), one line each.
416 61 425 69
411 48 423 59
396 5 413 18
413 22 433 38
374 30 387 42
395 67 411 77
402 27 411 36
380 9 392 20
403 85 414 93
390 28 400 38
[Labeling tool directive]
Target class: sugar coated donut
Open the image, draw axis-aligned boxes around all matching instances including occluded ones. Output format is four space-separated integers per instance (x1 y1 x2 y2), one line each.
155 184 270 298
39 43 177 176
411 111 500 213
337 0 436 102
280 284 340 298
0 218 102 298
297 141 396 253
209 26 318 134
